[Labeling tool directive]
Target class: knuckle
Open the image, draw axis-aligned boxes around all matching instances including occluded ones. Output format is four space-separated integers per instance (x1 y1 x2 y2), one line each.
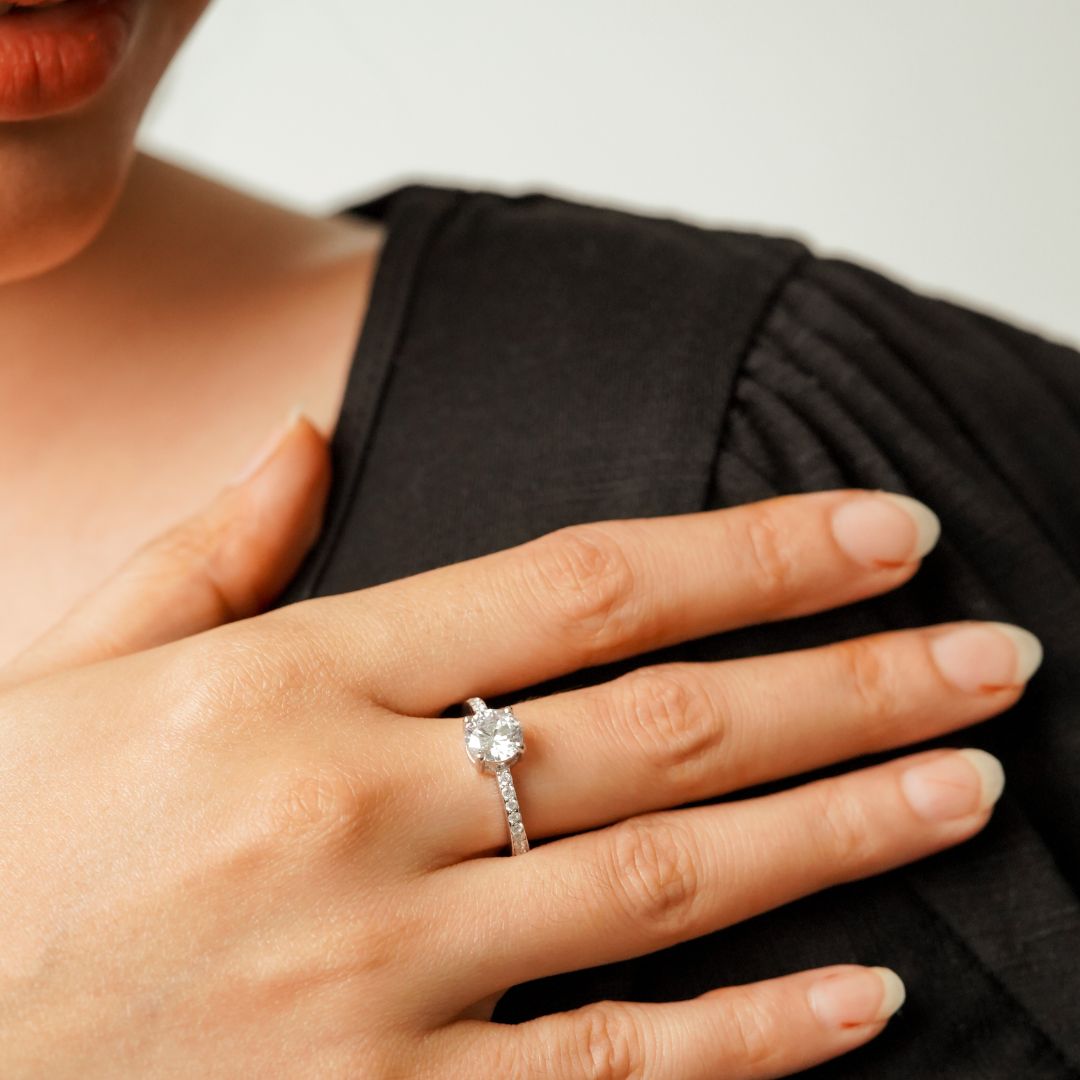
812 781 877 868
252 758 372 846
164 620 331 725
741 508 798 610
146 521 239 620
525 524 637 658
149 519 219 576
567 1002 647 1080
613 664 723 790
836 637 899 733
606 815 700 934
161 632 255 722
723 988 781 1069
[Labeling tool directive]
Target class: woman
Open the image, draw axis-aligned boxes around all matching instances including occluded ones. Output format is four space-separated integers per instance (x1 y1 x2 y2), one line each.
2 2 1078 1077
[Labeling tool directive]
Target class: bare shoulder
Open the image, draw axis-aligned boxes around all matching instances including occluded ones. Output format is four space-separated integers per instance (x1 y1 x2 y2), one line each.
116 151 385 280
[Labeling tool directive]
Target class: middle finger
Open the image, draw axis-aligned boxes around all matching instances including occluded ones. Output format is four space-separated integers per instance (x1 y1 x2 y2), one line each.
298 488 940 716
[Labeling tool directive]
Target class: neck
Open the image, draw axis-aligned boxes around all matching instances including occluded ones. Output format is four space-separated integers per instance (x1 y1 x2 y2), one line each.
0 151 384 659
0 150 384 427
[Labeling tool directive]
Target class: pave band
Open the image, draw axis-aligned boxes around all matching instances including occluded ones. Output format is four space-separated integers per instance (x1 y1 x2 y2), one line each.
495 763 529 855
462 696 530 856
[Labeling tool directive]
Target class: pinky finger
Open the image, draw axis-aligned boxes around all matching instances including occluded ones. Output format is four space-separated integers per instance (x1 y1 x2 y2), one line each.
447 964 905 1080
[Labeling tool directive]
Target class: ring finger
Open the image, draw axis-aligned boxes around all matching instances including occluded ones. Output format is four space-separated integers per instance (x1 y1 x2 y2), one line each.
399 618 1037 860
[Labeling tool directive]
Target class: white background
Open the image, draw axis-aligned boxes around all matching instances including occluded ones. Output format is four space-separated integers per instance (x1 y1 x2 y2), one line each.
139 0 1080 347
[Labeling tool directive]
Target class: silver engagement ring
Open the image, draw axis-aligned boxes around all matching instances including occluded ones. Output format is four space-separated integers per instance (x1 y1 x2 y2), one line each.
462 697 529 855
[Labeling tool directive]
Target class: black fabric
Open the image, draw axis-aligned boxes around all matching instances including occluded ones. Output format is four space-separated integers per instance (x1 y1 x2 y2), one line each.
277 181 1080 1077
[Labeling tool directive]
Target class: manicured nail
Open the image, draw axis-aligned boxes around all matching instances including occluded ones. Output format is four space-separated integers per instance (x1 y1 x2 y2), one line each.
900 748 1004 822
230 407 305 485
809 967 906 1028
929 622 1043 692
830 492 941 568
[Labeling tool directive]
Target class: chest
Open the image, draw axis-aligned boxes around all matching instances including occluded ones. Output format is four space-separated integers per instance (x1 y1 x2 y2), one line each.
0 312 360 666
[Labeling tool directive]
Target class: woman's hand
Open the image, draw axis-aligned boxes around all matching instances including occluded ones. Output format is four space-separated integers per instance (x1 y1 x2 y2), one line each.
0 429 1040 1079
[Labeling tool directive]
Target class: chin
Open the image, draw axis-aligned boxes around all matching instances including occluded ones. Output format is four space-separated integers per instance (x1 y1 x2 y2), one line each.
0 128 134 285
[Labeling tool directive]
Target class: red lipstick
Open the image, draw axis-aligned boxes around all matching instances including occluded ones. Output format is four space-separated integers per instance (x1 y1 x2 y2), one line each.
0 0 137 122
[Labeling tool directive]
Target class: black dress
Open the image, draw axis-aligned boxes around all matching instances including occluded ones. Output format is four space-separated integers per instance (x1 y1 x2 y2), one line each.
277 181 1080 1078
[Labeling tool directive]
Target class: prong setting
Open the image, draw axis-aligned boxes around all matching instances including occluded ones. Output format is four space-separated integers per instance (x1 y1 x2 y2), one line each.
463 702 525 773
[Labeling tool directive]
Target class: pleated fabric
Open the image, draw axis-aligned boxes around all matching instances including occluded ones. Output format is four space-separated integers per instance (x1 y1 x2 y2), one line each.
278 182 1080 1078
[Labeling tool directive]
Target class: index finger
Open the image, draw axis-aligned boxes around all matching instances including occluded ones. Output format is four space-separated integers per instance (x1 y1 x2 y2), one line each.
295 488 939 715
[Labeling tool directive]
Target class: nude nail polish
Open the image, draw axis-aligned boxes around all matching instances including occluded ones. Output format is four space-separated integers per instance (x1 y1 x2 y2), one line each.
900 749 1005 822
809 967 906 1028
830 492 941 567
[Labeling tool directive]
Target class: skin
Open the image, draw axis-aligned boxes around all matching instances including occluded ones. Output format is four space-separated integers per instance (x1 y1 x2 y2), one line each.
0 434 1033 1077
0 0 384 660
0 3 1043 1075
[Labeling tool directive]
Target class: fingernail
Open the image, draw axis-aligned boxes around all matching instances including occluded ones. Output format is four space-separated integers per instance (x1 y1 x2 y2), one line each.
809 967 906 1028
830 492 941 568
900 748 1005 822
929 622 1044 692
230 407 305 486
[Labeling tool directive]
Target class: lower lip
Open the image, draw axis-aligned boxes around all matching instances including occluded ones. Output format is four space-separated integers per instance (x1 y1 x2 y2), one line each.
0 0 137 122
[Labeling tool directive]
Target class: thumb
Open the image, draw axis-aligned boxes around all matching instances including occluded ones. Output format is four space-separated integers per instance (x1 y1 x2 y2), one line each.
5 410 330 686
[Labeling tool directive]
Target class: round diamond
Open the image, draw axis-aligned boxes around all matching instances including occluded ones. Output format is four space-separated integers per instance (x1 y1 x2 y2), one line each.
464 707 524 767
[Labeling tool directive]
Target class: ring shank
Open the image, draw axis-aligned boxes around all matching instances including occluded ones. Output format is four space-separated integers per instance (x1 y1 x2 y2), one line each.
495 763 529 855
